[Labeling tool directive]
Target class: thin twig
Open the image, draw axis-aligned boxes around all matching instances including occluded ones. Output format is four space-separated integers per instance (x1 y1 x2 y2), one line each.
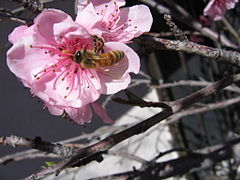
221 17 240 45
107 151 147 164
130 79 240 94
164 14 188 41
0 12 30 24
165 96 240 125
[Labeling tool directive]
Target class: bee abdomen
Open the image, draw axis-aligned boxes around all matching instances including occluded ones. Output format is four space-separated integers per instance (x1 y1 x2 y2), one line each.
99 50 124 67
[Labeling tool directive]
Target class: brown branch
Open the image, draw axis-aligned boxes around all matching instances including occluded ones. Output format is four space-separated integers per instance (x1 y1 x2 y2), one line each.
0 136 78 159
138 0 237 48
22 74 240 179
135 36 240 68
0 125 126 165
91 138 240 180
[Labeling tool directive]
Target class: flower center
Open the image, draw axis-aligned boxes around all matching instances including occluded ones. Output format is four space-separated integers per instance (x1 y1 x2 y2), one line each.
30 36 90 77
30 36 96 99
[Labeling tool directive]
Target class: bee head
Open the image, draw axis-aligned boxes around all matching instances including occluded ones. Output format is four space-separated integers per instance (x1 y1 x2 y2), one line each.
74 50 84 64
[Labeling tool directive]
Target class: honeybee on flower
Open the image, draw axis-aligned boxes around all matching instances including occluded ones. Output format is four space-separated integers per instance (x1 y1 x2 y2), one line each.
65 35 125 69
7 0 153 125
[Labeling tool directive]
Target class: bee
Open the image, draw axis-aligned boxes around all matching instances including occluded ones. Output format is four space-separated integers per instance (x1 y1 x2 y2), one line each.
73 49 124 69
73 35 125 69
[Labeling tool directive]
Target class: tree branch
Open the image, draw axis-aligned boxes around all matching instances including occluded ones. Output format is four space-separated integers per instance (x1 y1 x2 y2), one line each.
0 136 78 159
135 35 240 68
91 138 240 180
23 74 240 179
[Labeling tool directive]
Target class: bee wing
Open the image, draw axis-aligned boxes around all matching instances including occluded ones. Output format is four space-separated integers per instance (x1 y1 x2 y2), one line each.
98 70 123 79
91 56 112 61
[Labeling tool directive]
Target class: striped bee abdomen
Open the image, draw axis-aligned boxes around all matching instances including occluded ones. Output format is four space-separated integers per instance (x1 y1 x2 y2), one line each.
98 50 124 67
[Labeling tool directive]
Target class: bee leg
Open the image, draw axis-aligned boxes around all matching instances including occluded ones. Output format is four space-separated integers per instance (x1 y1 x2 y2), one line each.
92 35 104 53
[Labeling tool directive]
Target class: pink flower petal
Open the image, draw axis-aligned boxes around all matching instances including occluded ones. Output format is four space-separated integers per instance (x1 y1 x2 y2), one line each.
77 0 125 12
7 36 58 84
34 9 79 45
76 3 103 37
31 68 101 108
112 5 153 42
92 101 113 124
47 104 64 115
65 105 93 125
98 41 140 94
8 25 34 44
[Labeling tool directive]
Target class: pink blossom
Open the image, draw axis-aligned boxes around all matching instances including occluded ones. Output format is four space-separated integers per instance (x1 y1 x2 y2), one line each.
7 9 140 124
204 0 239 21
76 0 153 42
